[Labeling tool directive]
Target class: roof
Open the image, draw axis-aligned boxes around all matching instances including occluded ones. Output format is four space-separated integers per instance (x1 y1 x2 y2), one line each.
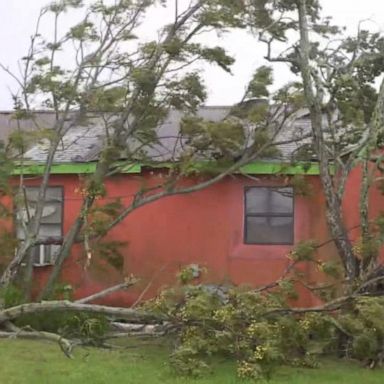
1 106 312 165
0 111 56 143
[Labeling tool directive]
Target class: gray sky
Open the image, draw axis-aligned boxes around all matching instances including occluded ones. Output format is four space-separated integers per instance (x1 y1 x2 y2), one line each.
0 0 383 110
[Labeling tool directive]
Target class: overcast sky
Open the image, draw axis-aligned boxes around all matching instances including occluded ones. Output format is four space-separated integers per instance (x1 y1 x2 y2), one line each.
0 0 383 110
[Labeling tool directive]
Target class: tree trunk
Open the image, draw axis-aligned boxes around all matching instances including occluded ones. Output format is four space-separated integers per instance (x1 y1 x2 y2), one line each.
0 300 163 324
297 0 358 283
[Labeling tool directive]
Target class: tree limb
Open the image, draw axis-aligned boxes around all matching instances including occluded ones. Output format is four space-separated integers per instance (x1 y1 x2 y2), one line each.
0 301 164 325
75 278 138 304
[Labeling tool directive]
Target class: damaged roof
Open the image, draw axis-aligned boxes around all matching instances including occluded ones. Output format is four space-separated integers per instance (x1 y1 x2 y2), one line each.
0 106 313 164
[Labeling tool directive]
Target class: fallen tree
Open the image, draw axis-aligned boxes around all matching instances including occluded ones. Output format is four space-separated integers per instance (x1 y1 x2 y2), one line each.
0 239 384 378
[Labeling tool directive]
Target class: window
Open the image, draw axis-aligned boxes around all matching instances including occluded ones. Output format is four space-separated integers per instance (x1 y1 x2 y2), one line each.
16 186 63 266
244 187 293 244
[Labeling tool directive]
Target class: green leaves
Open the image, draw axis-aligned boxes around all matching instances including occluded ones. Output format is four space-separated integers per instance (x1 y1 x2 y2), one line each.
163 37 184 58
48 0 83 14
167 72 207 112
145 279 338 381
131 67 157 95
0 141 13 194
180 116 246 160
338 297 384 362
68 21 98 41
198 0 246 29
289 241 317 262
246 66 273 99
199 47 235 73
82 86 127 112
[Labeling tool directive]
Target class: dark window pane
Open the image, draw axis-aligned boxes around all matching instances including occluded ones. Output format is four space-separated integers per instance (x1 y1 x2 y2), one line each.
38 224 61 240
269 188 293 213
245 216 293 244
45 187 63 202
22 188 38 203
245 188 268 214
246 187 293 214
21 186 63 203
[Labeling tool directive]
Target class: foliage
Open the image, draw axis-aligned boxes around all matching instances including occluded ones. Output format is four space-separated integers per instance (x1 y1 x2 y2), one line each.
0 141 13 193
291 174 314 197
337 297 384 364
154 287 287 378
0 284 25 308
145 277 334 380
0 283 108 346
0 231 19 274
90 240 127 271
60 312 109 345
145 279 384 380
14 311 109 346
142 232 384 380
289 240 317 262
177 264 205 285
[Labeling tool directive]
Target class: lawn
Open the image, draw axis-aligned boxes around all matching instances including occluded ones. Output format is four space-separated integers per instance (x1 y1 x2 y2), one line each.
0 339 383 384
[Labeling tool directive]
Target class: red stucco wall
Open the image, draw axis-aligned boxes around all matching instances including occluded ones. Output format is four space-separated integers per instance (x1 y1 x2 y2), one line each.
8 166 383 307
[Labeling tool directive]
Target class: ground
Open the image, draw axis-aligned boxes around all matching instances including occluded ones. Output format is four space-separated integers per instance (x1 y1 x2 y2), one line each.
1 339 383 384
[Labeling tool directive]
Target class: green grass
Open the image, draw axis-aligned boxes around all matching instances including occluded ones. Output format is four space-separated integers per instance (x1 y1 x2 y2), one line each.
0 339 383 384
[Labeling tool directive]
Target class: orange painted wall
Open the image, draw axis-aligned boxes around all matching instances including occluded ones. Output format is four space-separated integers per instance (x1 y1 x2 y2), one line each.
8 165 384 307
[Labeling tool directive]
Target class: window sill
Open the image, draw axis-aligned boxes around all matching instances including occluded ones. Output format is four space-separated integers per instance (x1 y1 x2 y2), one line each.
229 242 294 260
33 263 54 268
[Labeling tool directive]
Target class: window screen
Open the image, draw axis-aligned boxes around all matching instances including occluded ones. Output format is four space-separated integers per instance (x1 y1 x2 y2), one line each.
244 187 293 244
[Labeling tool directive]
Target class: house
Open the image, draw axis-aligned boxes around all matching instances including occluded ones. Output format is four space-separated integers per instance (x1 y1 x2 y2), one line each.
1 107 381 307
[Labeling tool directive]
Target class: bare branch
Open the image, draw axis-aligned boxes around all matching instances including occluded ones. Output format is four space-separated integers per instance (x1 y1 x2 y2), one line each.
76 278 138 304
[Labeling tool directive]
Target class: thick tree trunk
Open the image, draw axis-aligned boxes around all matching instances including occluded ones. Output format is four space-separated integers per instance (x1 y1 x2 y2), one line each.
297 0 358 283
324 192 359 281
0 301 163 324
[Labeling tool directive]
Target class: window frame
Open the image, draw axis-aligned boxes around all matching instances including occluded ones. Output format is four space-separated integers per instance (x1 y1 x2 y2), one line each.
243 186 294 245
15 185 64 267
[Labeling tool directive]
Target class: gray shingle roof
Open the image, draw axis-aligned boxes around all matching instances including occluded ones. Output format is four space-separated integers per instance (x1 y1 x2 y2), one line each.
0 111 56 143
25 122 105 163
1 106 313 164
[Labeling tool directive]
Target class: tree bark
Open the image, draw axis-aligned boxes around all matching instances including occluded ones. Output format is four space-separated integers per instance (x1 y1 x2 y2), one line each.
0 301 164 325
75 280 137 304
297 0 358 283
